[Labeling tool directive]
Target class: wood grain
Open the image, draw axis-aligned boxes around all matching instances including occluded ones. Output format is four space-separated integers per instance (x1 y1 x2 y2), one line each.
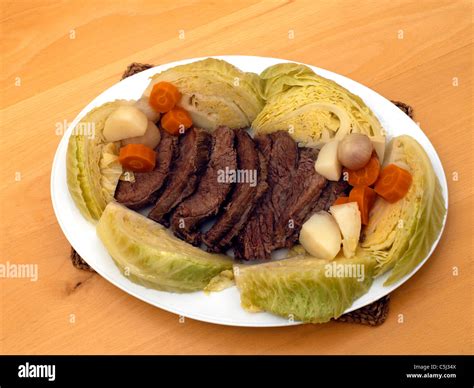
0 0 472 355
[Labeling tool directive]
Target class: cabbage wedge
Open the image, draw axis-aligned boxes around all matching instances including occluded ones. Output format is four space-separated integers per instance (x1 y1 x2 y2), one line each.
253 63 384 146
361 135 446 285
234 251 376 323
144 58 265 130
97 202 233 292
66 101 132 221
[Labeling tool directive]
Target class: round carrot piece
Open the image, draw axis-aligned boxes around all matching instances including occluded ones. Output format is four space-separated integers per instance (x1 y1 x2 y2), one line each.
345 153 381 186
118 144 156 172
161 107 193 135
149 82 181 113
349 185 376 225
375 164 412 203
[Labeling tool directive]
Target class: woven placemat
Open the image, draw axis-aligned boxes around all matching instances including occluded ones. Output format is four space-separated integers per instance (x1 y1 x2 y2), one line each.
69 62 415 326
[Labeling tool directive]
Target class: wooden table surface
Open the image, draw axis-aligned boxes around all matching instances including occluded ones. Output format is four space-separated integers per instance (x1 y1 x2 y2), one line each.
1 0 472 355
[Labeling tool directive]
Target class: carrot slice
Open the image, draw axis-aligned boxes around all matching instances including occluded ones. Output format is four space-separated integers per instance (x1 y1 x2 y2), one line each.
345 153 381 186
375 164 412 203
349 185 376 225
161 107 193 135
333 196 350 205
118 144 156 172
149 82 181 113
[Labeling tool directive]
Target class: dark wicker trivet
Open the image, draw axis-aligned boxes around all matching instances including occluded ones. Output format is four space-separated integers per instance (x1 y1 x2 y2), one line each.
335 295 390 326
391 100 413 118
70 62 415 326
121 63 154 80
71 248 95 272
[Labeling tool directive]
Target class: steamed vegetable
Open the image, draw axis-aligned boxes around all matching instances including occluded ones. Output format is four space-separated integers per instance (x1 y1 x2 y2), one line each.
252 63 385 146
330 202 361 258
143 58 265 130
333 196 350 205
121 120 161 149
67 100 133 221
119 170 135 183
361 135 446 285
161 107 193 135
260 62 318 99
99 143 123 203
234 252 376 323
299 212 342 260
338 133 373 170
97 202 233 292
103 105 148 142
374 164 412 203
118 144 156 172
345 153 381 186
134 97 161 122
370 135 386 162
348 185 376 225
149 81 181 113
314 139 342 181
204 270 234 292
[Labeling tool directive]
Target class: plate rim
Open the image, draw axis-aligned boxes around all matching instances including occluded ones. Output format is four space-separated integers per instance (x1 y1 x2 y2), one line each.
51 55 449 327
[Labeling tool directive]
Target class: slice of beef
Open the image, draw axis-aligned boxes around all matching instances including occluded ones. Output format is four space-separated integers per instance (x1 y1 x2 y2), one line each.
312 179 350 213
114 130 178 210
282 148 327 247
170 126 237 245
234 130 299 260
202 129 268 252
148 128 212 226
283 161 349 246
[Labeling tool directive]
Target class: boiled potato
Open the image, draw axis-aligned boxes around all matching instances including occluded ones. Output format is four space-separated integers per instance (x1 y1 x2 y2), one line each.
299 211 342 260
103 106 148 142
134 97 161 123
122 120 161 150
370 135 386 163
329 202 361 258
315 140 342 181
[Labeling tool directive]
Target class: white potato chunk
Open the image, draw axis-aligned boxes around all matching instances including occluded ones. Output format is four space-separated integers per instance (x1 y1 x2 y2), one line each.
315 140 342 181
370 135 386 163
121 120 161 149
329 202 361 258
299 211 342 260
134 97 161 123
103 106 148 142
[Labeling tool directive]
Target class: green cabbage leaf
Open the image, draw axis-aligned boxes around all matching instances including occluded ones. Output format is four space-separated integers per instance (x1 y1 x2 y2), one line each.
253 63 384 146
97 202 233 292
234 251 376 323
361 135 446 285
144 58 265 130
66 101 131 222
